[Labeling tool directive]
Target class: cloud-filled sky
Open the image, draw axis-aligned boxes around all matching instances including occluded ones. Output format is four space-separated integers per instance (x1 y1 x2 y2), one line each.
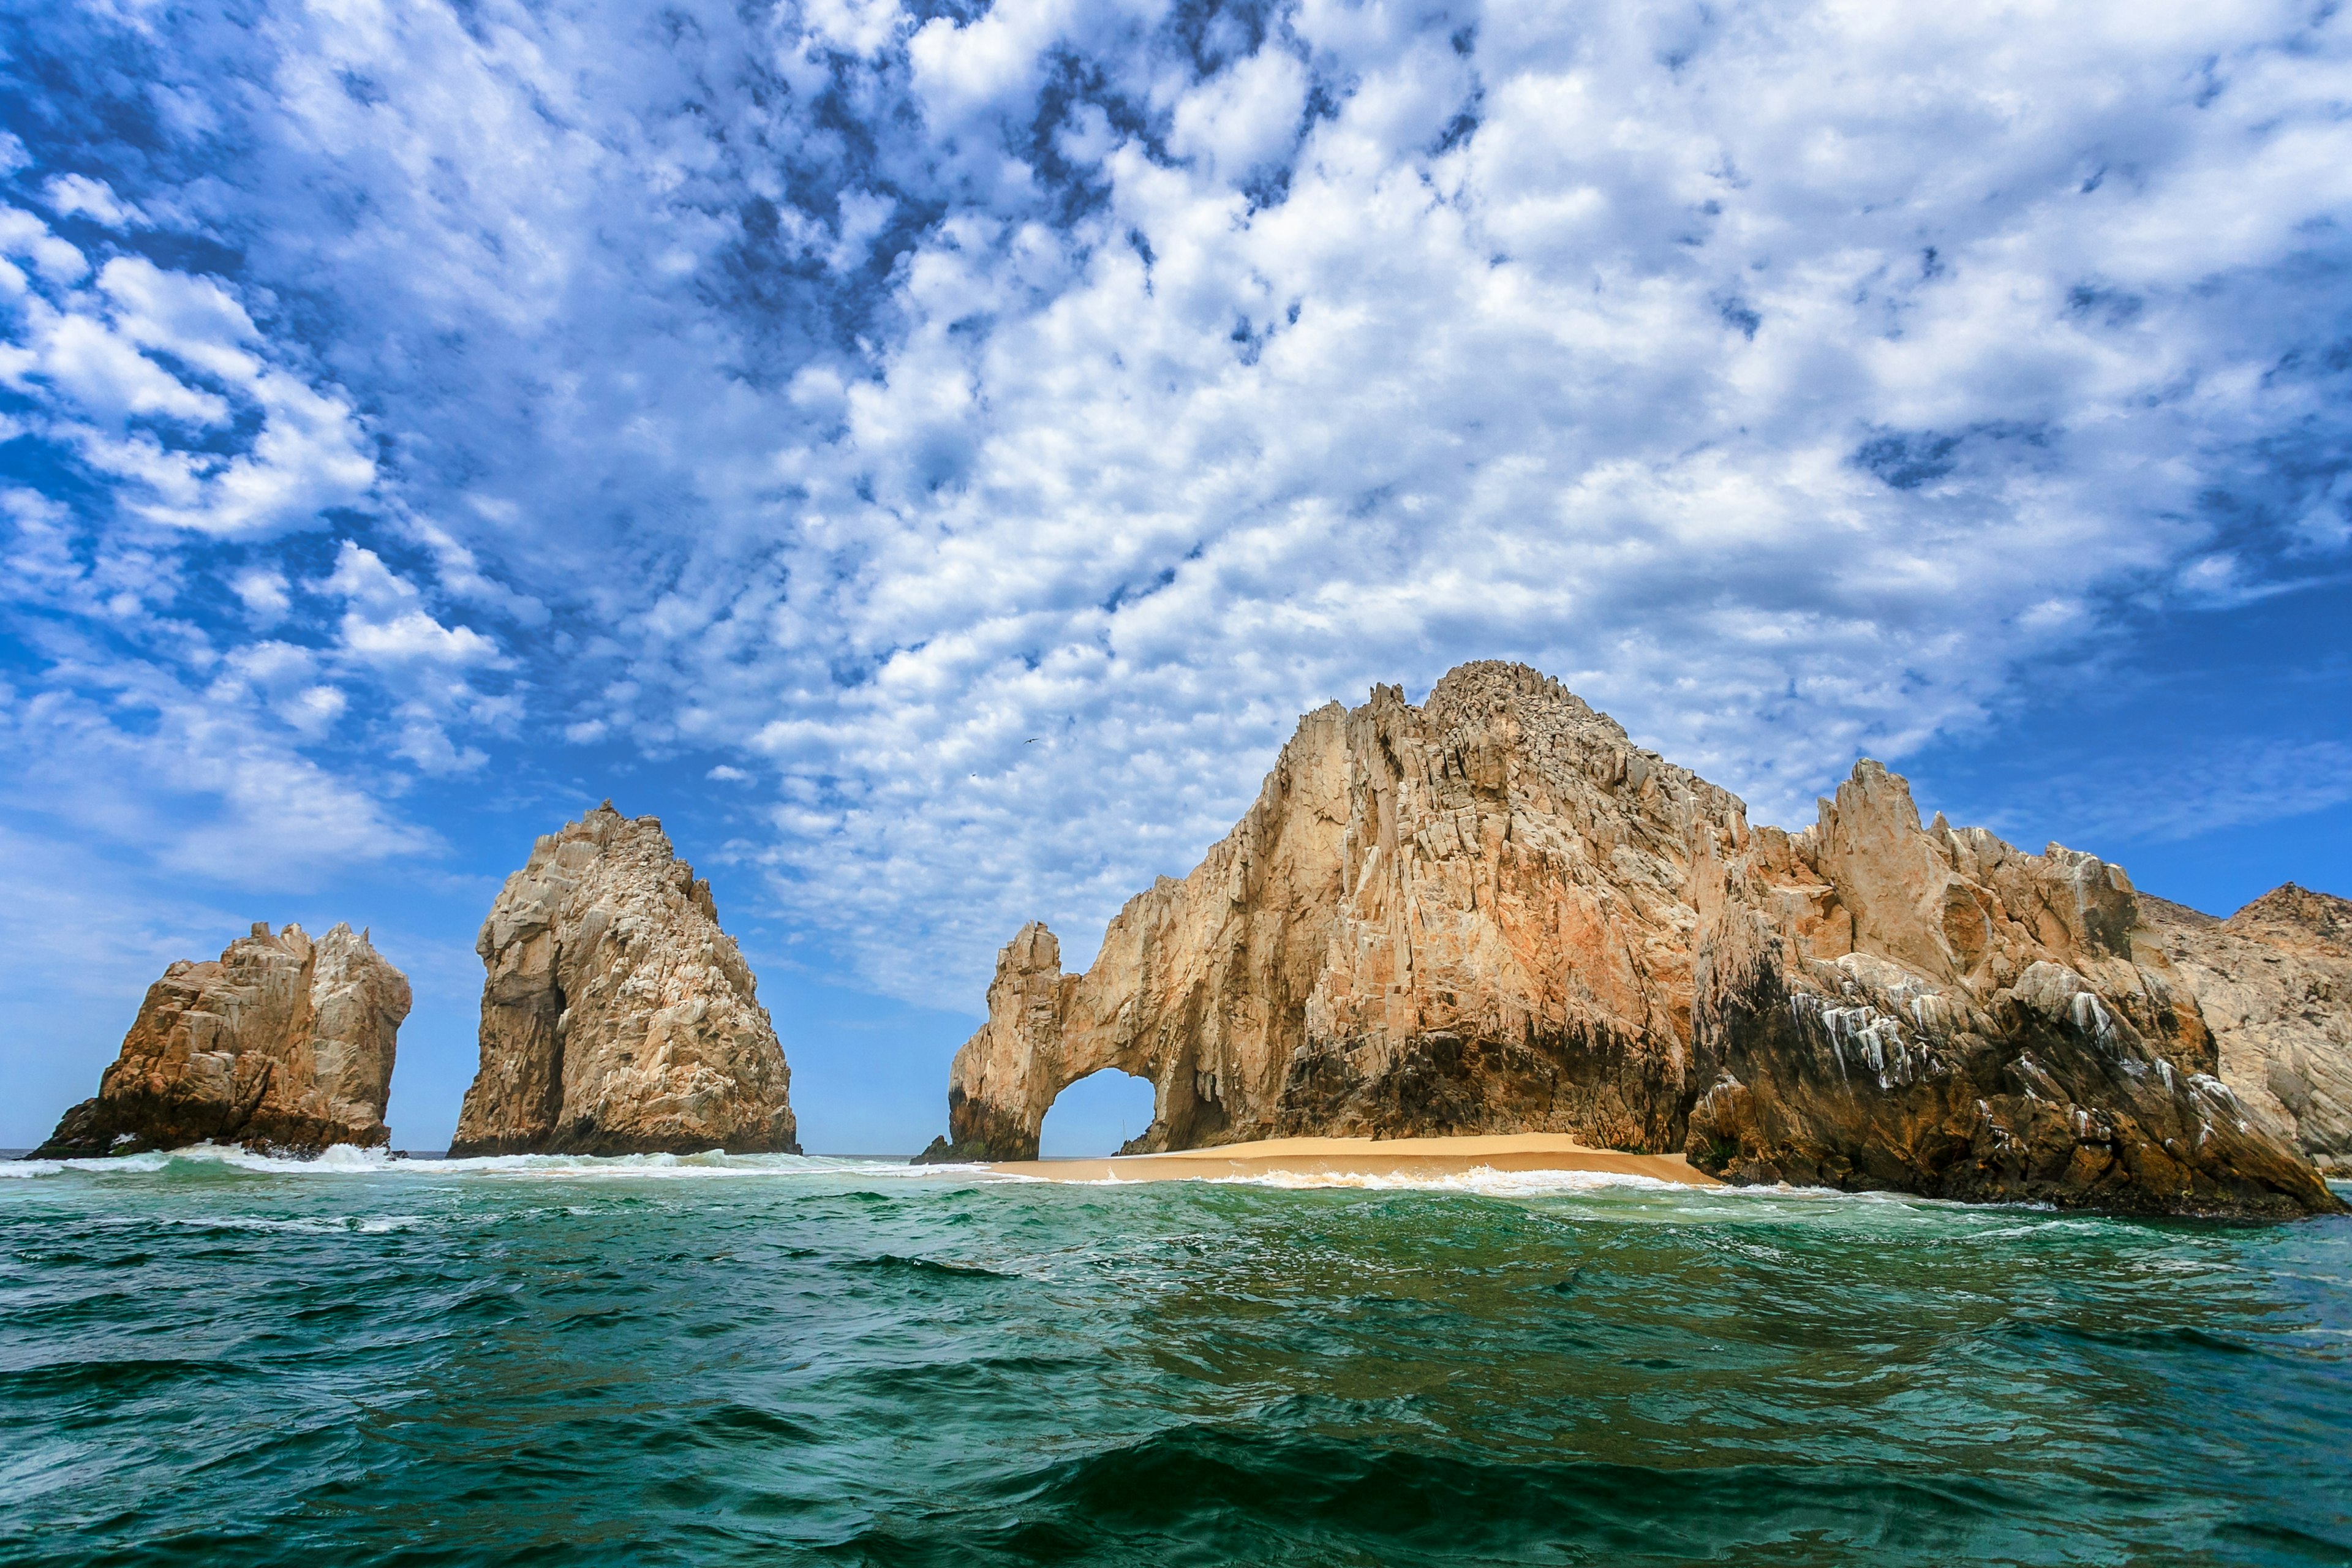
3 0 2348 1153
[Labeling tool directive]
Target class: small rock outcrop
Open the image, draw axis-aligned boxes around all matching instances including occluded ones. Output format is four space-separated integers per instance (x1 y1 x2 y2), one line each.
924 661 2342 1218
32 922 409 1158
2139 886 2352 1173
450 803 798 1156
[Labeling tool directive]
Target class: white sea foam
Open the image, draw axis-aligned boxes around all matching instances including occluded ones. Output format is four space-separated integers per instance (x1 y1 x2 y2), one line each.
0 1145 2100 1221
409 1152 1011 1182
153 1212 430 1234
0 1142 1020 1183
2 1142 405 1178
0 1143 1820 1202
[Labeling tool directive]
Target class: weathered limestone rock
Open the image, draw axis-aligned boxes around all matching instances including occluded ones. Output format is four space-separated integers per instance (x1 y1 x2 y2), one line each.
2139 886 2352 1174
915 922 1080 1163
1686 764 2334 1217
450 803 798 1156
32 922 409 1158
921 663 1750 1163
925 661 2342 1217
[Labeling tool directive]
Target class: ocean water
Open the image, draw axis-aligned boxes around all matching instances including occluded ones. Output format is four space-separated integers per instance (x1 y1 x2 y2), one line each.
2 1151 2348 1568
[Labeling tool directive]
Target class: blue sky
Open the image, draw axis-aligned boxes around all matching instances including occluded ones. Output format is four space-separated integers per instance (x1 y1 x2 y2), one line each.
2 0 2347 1155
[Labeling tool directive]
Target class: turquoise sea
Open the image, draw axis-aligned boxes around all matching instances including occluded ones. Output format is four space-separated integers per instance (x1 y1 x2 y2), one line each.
2 1150 2348 1567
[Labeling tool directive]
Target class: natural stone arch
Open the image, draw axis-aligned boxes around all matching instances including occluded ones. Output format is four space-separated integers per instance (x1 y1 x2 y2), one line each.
918 924 1167 1161
914 707 1354 1164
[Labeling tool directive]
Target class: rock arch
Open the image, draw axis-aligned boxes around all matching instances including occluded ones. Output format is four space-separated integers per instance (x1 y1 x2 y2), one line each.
916 924 1159 1161
914 701 1354 1164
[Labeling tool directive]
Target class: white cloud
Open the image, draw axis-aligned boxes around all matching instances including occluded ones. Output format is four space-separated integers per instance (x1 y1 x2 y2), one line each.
309 541 508 774
393 718 487 775
802 0 902 57
43 173 144 229
232 565 292 622
1167 47 1308 182
0 658 435 886
0 206 87 284
908 0 1077 121
34 307 224 422
0 231 377 536
2005 739 2352 846
323 541 503 666
217 640 348 736
399 514 550 625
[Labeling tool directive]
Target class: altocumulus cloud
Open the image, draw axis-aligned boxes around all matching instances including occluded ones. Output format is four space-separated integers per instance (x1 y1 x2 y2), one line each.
1 0 2349 1005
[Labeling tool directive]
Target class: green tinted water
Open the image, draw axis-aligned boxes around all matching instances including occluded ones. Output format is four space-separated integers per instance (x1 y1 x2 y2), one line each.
3 1150 2346 1566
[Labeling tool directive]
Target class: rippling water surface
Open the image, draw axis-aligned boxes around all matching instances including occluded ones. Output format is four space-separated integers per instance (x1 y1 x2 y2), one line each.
2 1149 2347 1567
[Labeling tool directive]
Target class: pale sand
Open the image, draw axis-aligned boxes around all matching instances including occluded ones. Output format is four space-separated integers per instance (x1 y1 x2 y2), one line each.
989 1133 1718 1186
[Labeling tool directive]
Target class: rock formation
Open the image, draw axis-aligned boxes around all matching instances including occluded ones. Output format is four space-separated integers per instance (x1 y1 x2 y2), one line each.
450 803 798 1156
921 661 2343 1218
2138 886 2352 1174
1686 765 2331 1215
920 668 1733 1164
32 922 409 1158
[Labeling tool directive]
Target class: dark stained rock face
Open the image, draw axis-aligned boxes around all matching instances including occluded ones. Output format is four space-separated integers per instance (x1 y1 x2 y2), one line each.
1683 763 2340 1216
450 804 797 1157
927 661 2343 1218
33 922 409 1159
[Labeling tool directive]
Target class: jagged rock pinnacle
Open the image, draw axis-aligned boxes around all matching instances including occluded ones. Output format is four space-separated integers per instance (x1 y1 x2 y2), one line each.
450 807 797 1156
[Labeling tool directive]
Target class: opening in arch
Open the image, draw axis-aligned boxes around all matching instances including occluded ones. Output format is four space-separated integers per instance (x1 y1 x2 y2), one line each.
1038 1069 1157 1158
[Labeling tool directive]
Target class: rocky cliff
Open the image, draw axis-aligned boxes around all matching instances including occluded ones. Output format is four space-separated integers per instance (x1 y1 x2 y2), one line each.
918 668 1740 1165
450 803 798 1156
33 922 409 1158
922 662 2342 1218
1686 765 2330 1215
2138 886 2352 1174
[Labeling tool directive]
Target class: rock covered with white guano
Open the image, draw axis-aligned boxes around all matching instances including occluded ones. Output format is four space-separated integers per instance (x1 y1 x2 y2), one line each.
1687 763 2336 1216
32 922 409 1158
2136 884 2352 1174
925 660 2341 1218
450 803 797 1156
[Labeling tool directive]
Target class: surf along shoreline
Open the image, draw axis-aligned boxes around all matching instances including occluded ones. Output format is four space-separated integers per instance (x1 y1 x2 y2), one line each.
986 1133 1719 1186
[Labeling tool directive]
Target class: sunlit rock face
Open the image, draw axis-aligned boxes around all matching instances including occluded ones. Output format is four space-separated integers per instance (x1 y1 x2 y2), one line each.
2136 885 2352 1175
451 804 798 1157
926 661 2341 1218
33 922 409 1158
922 662 1730 1164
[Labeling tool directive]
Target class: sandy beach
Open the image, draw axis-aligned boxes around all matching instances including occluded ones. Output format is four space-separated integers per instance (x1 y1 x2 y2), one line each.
989 1133 1719 1186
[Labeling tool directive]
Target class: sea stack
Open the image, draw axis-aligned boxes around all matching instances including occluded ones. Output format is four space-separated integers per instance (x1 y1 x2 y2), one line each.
450 803 798 1156
32 922 409 1158
922 660 2343 1218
